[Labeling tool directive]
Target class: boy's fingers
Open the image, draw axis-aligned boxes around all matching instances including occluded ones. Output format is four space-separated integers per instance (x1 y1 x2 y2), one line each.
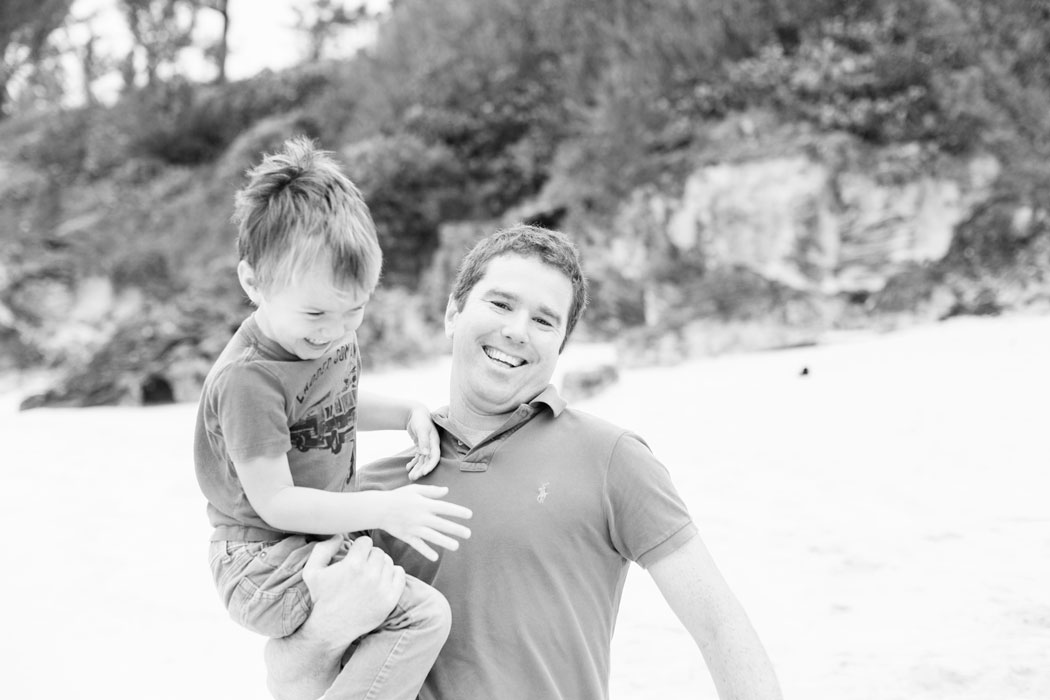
407 455 435 481
431 519 472 540
410 484 449 498
426 429 440 464
417 527 460 552
431 501 473 520
407 537 439 562
418 449 441 476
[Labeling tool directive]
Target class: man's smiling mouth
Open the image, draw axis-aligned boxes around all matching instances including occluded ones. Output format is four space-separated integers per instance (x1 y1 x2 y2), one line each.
484 346 526 368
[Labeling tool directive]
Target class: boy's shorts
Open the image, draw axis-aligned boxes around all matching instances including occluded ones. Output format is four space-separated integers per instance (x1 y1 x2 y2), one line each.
209 533 352 638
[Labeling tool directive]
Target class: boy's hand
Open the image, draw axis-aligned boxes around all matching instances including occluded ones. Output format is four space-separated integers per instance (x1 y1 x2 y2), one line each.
381 485 472 561
405 404 441 480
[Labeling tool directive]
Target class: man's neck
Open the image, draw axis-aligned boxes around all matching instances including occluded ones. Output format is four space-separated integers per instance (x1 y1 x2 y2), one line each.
446 405 514 447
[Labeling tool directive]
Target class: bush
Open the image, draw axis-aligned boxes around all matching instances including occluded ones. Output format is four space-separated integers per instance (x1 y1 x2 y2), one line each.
341 134 466 286
127 66 337 165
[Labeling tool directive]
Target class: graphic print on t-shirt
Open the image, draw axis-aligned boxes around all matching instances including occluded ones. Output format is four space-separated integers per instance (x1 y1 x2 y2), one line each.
290 390 357 455
287 342 359 485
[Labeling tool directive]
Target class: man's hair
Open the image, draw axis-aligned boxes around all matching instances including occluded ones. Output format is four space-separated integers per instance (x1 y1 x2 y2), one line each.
232 136 382 293
450 223 588 347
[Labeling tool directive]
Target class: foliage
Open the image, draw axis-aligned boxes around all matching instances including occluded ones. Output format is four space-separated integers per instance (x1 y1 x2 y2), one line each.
8 0 1050 404
125 64 335 164
0 0 73 116
340 134 465 286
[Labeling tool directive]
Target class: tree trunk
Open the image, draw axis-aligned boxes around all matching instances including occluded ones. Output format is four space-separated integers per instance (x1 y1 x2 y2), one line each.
213 0 228 84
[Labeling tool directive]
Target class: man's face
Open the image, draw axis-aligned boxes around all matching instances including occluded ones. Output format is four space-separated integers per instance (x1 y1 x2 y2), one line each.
445 254 573 419
246 265 369 361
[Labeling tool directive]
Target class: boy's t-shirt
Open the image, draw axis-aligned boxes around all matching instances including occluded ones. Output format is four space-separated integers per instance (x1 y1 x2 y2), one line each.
194 314 361 542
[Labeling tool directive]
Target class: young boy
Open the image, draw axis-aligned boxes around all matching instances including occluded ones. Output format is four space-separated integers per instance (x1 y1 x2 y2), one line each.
194 137 471 700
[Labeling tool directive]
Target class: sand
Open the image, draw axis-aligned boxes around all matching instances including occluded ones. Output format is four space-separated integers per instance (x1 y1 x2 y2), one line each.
4 313 1048 699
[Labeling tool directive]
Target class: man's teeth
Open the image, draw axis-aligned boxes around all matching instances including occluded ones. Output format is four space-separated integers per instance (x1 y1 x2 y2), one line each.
484 347 525 367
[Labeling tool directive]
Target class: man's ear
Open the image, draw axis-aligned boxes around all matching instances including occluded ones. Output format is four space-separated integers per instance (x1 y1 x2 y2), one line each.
237 260 263 305
444 294 459 339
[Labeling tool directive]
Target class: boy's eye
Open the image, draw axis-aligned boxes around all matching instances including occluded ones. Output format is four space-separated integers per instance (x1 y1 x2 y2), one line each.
306 311 325 317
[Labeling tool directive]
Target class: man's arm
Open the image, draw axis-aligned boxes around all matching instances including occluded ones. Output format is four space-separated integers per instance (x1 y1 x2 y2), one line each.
648 534 784 700
265 536 405 700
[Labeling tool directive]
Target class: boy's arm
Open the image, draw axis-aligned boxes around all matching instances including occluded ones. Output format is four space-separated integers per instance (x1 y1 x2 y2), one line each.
648 535 784 700
356 391 440 479
355 391 427 431
235 453 470 560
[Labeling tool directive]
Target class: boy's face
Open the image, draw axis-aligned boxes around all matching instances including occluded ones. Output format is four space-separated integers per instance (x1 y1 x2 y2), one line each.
444 254 572 419
241 262 369 360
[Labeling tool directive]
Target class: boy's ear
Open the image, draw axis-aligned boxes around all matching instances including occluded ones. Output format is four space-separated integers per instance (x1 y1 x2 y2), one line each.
443 294 459 339
237 260 263 304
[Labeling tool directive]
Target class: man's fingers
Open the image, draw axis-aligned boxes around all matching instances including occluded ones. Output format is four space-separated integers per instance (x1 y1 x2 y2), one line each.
364 545 394 570
391 564 406 592
303 535 343 572
340 535 373 568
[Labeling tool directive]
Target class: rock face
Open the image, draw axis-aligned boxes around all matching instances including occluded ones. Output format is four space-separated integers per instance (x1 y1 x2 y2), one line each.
1 128 1035 407
611 144 1000 298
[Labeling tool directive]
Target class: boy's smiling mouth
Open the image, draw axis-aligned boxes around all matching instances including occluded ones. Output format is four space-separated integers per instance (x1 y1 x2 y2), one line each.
483 345 526 368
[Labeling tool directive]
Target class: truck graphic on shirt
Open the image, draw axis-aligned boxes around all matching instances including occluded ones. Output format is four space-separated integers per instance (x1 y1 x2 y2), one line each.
290 391 356 454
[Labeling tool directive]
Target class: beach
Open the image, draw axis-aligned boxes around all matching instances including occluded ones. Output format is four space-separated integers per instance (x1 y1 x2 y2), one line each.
4 313 1048 699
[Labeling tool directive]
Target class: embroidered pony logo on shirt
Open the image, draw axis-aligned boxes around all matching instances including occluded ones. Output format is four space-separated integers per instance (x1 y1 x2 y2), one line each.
537 481 550 504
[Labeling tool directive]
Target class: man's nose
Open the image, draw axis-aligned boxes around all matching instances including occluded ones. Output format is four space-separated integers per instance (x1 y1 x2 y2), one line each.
501 312 528 342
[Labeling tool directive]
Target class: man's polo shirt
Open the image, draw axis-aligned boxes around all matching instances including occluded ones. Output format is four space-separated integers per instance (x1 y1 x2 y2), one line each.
357 385 697 700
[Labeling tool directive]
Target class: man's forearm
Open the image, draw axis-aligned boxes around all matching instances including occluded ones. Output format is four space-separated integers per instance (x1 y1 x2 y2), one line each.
263 536 406 700
649 536 784 700
699 619 783 700
264 619 347 700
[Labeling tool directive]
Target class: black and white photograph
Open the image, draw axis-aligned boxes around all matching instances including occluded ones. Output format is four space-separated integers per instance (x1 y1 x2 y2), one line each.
2 1 1048 699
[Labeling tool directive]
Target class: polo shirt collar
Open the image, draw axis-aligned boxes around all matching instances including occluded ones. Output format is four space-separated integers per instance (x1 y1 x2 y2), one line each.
530 384 566 416
433 384 566 448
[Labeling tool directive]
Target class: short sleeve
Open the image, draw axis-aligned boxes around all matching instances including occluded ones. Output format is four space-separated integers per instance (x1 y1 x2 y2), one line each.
213 363 291 462
604 432 697 568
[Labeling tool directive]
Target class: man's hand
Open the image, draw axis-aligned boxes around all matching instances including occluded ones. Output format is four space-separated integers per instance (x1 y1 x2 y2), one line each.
265 536 406 700
299 535 406 650
380 485 472 561
405 405 441 480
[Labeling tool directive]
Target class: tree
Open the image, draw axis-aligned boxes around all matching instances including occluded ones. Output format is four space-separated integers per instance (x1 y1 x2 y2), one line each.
118 0 199 90
198 0 230 83
0 0 73 117
293 0 372 62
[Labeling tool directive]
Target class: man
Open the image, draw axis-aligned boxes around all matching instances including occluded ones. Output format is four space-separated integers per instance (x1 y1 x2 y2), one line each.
266 224 783 700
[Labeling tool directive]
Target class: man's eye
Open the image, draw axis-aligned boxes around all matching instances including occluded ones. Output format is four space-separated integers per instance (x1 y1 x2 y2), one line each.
306 312 325 317
534 317 553 328
491 301 510 310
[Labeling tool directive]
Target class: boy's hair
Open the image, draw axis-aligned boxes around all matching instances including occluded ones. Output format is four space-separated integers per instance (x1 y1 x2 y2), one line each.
450 223 588 348
233 136 382 293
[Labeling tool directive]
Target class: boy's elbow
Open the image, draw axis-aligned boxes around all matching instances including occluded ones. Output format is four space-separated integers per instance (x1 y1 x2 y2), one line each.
251 487 299 532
